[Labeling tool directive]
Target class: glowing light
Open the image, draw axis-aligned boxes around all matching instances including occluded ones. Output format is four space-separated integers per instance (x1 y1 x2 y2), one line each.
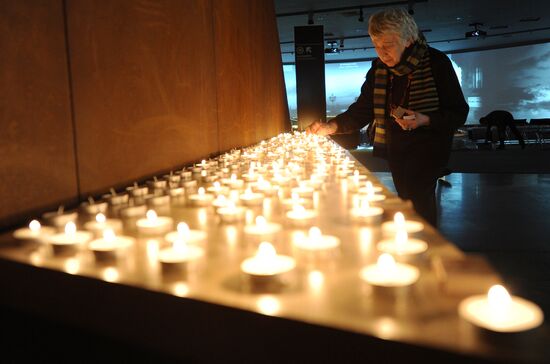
64 258 80 275
95 213 106 224
177 222 190 240
257 296 280 316
29 219 41 232
64 221 76 235
103 267 119 282
103 228 116 242
146 210 158 221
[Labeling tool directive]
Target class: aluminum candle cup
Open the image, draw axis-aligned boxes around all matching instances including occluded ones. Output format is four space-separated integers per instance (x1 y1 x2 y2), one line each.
286 205 318 227
13 220 56 245
349 199 384 224
48 222 93 256
459 285 544 333
244 216 282 241
120 204 147 218
165 222 207 245
180 170 192 181
88 229 134 261
377 230 428 258
103 193 129 206
239 188 264 207
360 253 420 287
217 203 246 223
381 212 424 235
158 239 205 272
42 210 78 231
293 227 340 251
136 210 173 236
168 187 186 206
83 213 123 238
240 242 296 286
79 201 108 216
188 188 214 207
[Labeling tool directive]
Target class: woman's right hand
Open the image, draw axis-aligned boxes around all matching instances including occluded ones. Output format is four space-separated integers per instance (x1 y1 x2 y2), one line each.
305 120 337 136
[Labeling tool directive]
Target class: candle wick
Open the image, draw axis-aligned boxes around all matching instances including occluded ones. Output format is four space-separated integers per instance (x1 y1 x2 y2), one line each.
88 196 94 205
110 188 116 196
58 205 64 214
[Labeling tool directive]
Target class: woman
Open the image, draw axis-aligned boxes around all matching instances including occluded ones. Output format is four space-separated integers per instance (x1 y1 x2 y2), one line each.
307 8 468 227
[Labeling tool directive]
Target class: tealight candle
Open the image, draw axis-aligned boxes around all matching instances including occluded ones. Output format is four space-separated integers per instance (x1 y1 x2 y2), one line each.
222 174 245 190
13 219 56 244
242 167 259 182
347 169 368 184
83 213 123 238
188 187 215 207
147 178 167 191
239 188 264 207
180 170 192 181
286 204 318 227
458 285 544 332
356 181 384 194
48 221 93 255
201 170 217 183
207 181 229 196
293 227 340 251
241 242 295 277
281 192 312 210
181 179 198 190
42 206 78 230
350 198 384 224
88 229 134 261
217 201 246 223
291 185 314 199
165 222 207 245
103 189 129 206
79 198 108 216
381 212 424 235
252 176 278 196
212 194 230 209
359 253 420 287
158 238 205 269
271 173 291 187
244 216 282 239
136 210 173 236
127 183 149 198
168 187 186 205
119 204 147 218
377 230 428 256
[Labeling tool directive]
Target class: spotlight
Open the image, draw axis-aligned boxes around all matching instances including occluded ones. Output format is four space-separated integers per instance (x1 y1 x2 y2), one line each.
465 22 487 38
358 7 364 22
308 11 314 25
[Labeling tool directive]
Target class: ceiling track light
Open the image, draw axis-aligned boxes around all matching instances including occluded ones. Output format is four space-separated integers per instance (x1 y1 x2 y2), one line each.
465 22 487 38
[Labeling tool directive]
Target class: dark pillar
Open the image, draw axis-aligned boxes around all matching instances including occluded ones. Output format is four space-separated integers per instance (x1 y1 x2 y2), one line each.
294 25 326 130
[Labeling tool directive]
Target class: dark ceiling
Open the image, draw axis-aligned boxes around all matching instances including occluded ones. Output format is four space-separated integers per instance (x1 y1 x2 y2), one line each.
275 0 550 63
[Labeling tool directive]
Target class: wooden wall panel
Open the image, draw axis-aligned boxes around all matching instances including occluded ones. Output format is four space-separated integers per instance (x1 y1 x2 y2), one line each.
66 0 218 196
0 0 78 229
214 0 290 152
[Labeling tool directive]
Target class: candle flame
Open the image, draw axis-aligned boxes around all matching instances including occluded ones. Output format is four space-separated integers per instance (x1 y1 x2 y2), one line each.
394 212 405 226
488 285 512 307
29 219 41 232
244 187 253 196
65 221 76 235
198 187 205 196
146 209 158 221
230 173 237 181
213 181 220 189
255 216 267 228
359 197 370 211
201 170 207 177
177 222 190 239
377 253 397 272
293 204 306 214
291 192 300 201
257 242 277 260
103 228 116 242
96 213 106 224
308 226 322 242
173 237 187 253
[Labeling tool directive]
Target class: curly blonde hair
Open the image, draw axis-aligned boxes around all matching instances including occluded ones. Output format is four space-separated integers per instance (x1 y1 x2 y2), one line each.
368 8 419 44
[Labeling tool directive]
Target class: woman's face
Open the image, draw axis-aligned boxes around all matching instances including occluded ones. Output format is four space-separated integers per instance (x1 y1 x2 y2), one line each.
371 33 412 67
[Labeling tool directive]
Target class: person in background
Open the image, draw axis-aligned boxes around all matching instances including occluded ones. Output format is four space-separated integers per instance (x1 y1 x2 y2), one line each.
480 110 526 150
306 8 468 227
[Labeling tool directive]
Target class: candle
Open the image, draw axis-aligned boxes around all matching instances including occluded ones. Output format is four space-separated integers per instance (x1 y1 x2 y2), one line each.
136 210 173 235
242 166 259 182
286 204 318 227
168 187 186 206
79 198 108 216
48 221 93 255
293 227 340 251
13 219 56 244
356 181 383 194
83 213 123 238
42 206 78 230
158 237 205 268
377 230 428 256
281 192 312 210
382 212 424 234
349 198 384 224
241 242 295 277
207 181 229 196
244 216 282 239
252 176 278 196
180 170 192 181
188 187 214 207
458 285 544 332
103 189 129 206
127 183 149 198
200 169 217 183
147 178 167 191
120 204 147 218
217 201 246 223
359 253 420 287
165 222 207 245
88 229 134 261
239 187 264 207
221 173 245 190
212 194 230 209
291 185 314 199
181 179 198 190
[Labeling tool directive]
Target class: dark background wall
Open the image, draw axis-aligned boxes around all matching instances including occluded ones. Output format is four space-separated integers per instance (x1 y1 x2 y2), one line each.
0 0 289 229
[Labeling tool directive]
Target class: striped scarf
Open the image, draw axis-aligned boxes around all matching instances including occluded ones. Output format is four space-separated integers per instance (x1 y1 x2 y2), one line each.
372 38 439 154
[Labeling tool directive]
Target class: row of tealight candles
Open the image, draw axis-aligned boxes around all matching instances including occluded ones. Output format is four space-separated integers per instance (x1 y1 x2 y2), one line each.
12 132 543 333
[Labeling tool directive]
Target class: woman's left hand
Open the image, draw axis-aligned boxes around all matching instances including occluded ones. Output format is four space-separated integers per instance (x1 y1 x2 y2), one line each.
394 108 430 131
